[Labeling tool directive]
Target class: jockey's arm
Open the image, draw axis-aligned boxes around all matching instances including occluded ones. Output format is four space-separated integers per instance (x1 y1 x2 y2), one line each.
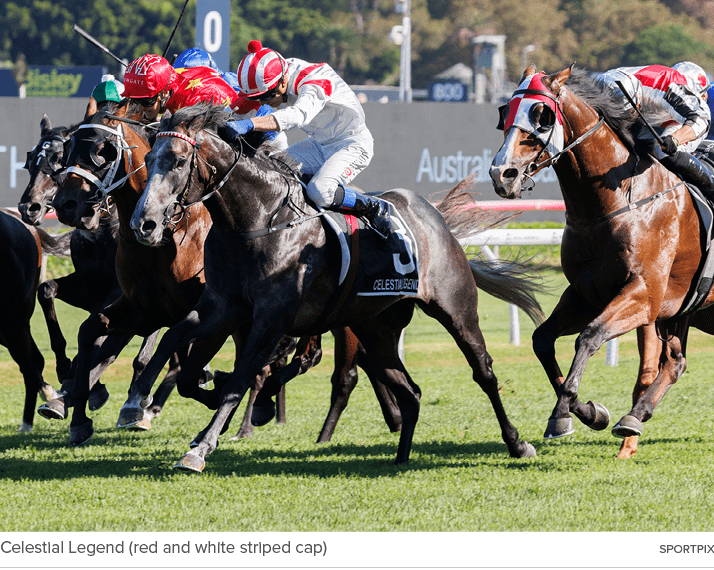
250 115 281 132
669 124 697 147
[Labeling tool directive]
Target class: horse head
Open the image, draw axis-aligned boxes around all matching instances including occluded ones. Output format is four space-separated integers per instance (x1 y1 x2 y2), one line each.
490 64 574 199
490 65 641 209
131 103 239 247
19 115 70 226
53 100 149 231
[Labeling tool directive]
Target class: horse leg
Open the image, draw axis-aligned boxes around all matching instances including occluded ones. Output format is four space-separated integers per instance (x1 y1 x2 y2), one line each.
614 319 689 449
616 325 662 458
350 311 421 464
5 325 46 432
317 327 401 443
533 286 612 438
63 296 140 445
550 280 653 440
121 287 243 422
37 277 73 381
144 352 181 421
176 328 284 472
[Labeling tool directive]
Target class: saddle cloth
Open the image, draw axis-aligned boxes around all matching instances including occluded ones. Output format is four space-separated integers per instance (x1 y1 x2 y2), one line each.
321 202 419 297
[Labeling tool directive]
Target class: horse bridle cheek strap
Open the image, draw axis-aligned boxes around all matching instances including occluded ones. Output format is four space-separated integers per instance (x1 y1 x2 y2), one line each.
67 123 146 205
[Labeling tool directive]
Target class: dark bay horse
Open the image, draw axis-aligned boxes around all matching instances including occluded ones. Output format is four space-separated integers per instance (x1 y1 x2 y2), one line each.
0 208 71 430
48 100 402 445
127 104 544 472
20 110 200 428
490 64 714 457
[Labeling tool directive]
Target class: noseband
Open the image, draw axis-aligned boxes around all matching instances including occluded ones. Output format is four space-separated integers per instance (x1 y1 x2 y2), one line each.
66 122 146 212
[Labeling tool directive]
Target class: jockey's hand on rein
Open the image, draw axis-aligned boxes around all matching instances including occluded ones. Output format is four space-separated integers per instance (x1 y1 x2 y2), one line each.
217 119 254 144
660 135 680 155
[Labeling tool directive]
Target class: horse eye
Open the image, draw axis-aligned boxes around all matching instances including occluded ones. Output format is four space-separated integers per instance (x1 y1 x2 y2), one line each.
176 157 187 170
530 103 555 132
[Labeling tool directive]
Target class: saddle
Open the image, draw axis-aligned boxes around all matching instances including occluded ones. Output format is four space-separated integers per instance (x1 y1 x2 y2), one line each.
314 202 420 330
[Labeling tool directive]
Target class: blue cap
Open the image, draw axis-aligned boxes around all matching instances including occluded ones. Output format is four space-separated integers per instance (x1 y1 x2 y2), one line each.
174 47 218 70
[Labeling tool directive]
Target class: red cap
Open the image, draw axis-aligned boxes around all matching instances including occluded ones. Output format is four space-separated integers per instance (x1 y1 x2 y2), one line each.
122 54 177 98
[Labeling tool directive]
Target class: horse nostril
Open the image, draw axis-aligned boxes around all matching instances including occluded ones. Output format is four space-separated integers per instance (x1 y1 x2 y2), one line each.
502 168 519 181
142 220 157 235
61 200 77 214
28 203 41 214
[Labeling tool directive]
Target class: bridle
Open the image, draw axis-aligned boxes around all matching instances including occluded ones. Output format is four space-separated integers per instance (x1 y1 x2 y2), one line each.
507 84 605 190
152 130 235 231
65 122 146 213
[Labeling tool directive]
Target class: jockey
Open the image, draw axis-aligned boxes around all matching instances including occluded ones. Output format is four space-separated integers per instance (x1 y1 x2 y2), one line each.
596 63 714 195
91 74 124 104
173 47 219 71
122 53 241 123
217 40 390 237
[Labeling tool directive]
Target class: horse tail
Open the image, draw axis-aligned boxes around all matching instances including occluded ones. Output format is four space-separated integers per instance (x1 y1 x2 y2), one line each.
432 175 516 242
468 257 545 325
36 227 72 257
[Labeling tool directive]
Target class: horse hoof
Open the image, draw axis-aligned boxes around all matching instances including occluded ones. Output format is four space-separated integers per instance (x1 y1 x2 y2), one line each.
69 420 95 446
544 417 574 439
88 384 110 411
518 441 537 458
140 394 153 409
19 422 33 433
174 452 205 473
39 384 60 402
37 398 67 420
586 401 610 431
230 427 253 441
128 417 152 431
251 403 276 427
116 406 145 428
612 415 643 438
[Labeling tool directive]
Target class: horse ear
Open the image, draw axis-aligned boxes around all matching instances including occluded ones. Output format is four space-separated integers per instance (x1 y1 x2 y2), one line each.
113 100 129 119
40 114 52 135
85 97 98 118
520 64 538 83
544 64 574 94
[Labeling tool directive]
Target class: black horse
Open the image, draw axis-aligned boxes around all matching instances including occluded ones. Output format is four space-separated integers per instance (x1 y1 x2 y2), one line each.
127 104 545 472
0 208 71 431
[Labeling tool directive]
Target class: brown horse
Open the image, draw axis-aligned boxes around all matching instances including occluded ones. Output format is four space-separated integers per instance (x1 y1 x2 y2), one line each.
0 208 70 431
490 64 714 457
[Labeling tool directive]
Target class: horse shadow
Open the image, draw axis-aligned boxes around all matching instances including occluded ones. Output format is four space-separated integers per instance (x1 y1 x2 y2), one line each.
0 431 543 481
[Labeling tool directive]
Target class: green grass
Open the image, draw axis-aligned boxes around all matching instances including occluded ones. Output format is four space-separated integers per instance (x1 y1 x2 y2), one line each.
1 267 714 532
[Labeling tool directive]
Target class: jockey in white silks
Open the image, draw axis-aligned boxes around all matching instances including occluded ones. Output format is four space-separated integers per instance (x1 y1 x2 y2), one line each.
216 40 390 238
596 62 714 195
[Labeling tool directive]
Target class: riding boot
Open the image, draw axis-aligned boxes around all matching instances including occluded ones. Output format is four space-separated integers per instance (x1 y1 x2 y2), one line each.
336 186 391 239
661 151 714 200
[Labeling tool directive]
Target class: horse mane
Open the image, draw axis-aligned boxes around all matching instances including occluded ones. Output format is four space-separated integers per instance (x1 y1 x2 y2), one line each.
163 103 299 175
563 68 639 153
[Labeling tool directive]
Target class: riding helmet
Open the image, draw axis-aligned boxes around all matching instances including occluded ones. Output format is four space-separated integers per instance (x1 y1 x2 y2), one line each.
122 54 177 98
236 40 287 97
673 61 712 95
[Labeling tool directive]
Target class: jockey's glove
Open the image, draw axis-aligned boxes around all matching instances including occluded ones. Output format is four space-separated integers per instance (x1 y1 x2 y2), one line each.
217 119 254 144
660 135 680 155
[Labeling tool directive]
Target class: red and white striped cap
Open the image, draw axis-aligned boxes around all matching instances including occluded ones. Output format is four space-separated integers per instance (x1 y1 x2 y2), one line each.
236 40 287 97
